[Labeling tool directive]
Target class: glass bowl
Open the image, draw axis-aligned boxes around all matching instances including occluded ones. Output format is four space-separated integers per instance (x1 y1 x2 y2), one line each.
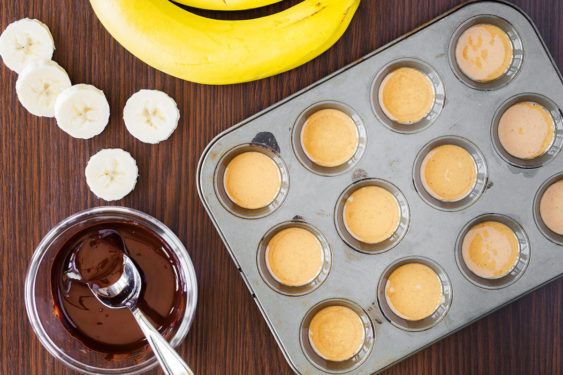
25 206 198 374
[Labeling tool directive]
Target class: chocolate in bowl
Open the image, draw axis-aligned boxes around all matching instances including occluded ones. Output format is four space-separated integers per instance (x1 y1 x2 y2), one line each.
25 207 198 374
51 222 186 357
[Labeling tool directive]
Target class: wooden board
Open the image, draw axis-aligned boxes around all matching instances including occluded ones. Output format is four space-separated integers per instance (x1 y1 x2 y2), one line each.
0 0 560 373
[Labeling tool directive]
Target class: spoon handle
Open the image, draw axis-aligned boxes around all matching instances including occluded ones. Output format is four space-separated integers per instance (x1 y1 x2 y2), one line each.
131 307 194 375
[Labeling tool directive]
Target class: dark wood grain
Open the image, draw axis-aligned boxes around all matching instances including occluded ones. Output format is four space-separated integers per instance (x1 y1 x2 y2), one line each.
0 0 561 374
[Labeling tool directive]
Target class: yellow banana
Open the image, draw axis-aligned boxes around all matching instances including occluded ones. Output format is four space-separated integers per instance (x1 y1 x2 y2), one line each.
174 0 281 11
89 0 360 85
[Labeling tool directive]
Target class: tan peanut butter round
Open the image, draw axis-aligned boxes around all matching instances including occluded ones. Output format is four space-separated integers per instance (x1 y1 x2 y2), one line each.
385 263 443 321
498 102 555 159
308 306 365 362
462 221 520 278
343 186 400 244
378 67 435 124
455 24 513 82
266 227 323 287
301 109 359 167
420 144 477 202
540 180 563 235
224 151 280 209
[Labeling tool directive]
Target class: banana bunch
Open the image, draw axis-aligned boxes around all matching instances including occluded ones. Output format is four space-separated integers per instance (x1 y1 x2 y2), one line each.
89 0 360 85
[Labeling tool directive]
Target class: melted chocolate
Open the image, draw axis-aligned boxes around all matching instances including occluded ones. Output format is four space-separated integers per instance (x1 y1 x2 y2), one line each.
69 229 125 289
51 221 186 356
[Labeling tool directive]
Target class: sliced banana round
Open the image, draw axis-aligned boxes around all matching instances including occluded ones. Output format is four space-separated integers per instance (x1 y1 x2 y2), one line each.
85 148 139 201
55 84 110 139
0 18 55 73
123 89 180 144
16 59 71 117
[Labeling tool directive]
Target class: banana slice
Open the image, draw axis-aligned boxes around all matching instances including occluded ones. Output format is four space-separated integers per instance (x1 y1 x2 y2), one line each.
55 84 110 139
0 18 55 73
16 60 71 117
123 89 180 144
85 148 138 201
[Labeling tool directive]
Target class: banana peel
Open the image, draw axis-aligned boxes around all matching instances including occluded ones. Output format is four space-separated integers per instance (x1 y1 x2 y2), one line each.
174 0 282 11
89 0 360 85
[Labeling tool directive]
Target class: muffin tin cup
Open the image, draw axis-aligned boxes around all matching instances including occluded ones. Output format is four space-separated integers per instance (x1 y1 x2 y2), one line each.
449 14 524 90
370 58 446 133
214 143 289 219
533 172 563 245
455 214 531 289
292 101 367 176
377 257 453 332
334 178 410 254
299 298 375 373
413 136 488 211
257 220 332 296
491 93 563 169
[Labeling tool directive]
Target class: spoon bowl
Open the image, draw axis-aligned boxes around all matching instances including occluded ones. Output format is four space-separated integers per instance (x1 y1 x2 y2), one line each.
92 254 142 309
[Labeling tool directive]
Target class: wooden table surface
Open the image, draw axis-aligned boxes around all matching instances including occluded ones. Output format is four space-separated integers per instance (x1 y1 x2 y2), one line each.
0 0 561 374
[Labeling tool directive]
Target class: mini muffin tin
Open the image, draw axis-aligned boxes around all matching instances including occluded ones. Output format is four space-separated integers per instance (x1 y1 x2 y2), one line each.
197 2 563 373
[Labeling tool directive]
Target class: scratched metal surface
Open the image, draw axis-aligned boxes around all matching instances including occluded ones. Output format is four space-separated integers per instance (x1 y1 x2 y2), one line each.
197 2 563 374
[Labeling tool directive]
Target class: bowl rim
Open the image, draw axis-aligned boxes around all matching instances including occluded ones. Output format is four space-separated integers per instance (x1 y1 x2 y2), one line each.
24 206 198 375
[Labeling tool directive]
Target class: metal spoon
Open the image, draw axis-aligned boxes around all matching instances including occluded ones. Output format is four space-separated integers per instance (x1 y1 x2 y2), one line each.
89 242 194 375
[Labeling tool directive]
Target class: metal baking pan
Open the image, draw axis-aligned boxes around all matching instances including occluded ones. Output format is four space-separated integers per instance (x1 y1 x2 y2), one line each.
197 1 563 373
